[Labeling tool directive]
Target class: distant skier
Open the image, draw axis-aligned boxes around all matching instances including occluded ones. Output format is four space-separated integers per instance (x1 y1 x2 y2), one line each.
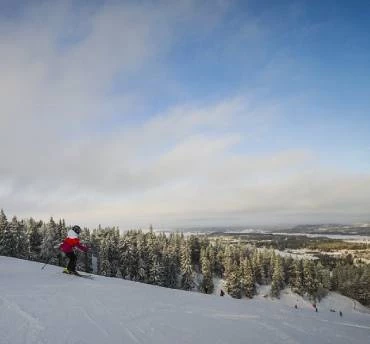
220 289 225 297
59 225 88 274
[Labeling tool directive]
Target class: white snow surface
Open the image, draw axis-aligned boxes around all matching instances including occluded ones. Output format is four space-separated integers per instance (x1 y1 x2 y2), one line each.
1 257 369 344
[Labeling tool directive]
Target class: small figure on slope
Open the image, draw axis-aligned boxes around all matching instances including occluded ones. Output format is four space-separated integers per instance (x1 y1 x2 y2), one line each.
59 225 88 275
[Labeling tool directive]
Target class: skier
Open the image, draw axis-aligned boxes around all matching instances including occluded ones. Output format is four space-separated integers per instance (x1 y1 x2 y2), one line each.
59 225 88 274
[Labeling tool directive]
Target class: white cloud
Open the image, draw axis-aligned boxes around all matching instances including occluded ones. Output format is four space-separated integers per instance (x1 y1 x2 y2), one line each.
0 1 369 228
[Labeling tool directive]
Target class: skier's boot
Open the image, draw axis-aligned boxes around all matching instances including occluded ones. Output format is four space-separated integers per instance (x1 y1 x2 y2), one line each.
63 268 73 274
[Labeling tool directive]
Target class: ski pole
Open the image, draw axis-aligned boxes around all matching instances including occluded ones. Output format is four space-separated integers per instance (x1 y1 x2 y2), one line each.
41 244 62 270
41 256 52 270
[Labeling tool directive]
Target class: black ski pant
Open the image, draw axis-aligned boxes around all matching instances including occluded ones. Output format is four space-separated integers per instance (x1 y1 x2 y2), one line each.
65 251 77 272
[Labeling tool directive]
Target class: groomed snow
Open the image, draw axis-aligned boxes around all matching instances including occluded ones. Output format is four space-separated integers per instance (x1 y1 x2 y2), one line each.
0 256 369 344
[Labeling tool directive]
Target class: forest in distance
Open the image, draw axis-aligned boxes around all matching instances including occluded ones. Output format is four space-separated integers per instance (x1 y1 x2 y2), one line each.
0 209 369 307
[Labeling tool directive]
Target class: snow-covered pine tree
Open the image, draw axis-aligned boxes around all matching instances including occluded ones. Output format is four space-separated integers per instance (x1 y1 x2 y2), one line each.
90 228 101 274
180 240 194 290
1 216 18 257
16 219 29 259
118 234 130 278
200 247 214 294
99 229 120 277
40 218 60 265
127 232 139 281
303 259 319 300
284 256 295 286
79 228 92 273
214 241 225 278
315 261 330 300
163 245 180 289
150 255 166 287
261 249 273 284
207 244 216 275
147 229 160 284
188 235 201 270
100 235 110 276
290 259 304 295
27 218 43 261
270 255 285 298
223 244 234 281
137 232 149 282
0 209 9 255
241 257 255 298
357 265 370 306
110 229 120 276
226 262 242 299
251 250 263 285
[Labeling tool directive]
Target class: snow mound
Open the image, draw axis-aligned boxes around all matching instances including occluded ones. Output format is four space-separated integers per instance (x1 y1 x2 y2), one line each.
1 256 369 344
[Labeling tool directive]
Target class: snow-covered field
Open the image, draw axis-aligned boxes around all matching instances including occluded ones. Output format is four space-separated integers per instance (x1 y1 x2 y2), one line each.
274 232 370 243
0 256 369 344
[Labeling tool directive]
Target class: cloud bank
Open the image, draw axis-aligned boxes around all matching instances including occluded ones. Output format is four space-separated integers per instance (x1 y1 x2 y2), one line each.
0 1 369 229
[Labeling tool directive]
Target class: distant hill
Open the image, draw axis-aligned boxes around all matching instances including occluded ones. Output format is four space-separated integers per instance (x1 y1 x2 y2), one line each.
275 224 370 236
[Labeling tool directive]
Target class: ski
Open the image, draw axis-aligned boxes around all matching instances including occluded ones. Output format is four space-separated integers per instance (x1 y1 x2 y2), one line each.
62 270 94 279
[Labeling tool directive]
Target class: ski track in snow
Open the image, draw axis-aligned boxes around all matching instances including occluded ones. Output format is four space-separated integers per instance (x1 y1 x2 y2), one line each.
78 306 110 338
1 257 370 344
0 296 46 344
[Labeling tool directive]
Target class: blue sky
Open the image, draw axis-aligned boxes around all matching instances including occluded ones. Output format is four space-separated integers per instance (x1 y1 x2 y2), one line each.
0 0 369 228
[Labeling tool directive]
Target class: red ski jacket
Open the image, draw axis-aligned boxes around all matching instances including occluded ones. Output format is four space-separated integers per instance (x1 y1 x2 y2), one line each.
59 230 88 253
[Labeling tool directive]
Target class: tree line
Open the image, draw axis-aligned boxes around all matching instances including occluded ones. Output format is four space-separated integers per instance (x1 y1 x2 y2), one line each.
0 209 369 306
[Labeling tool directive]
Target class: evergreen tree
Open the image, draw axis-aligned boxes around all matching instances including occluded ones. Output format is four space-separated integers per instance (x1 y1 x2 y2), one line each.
0 209 9 255
180 240 194 290
40 218 60 265
357 265 370 306
303 260 319 299
147 230 160 284
99 229 120 277
78 228 92 273
261 250 273 284
213 240 225 277
90 229 101 274
137 233 149 282
270 255 285 298
16 220 29 259
1 216 18 257
291 259 304 295
241 257 255 298
127 233 139 280
163 246 180 289
223 244 234 280
200 247 214 294
284 256 295 285
330 266 339 291
252 251 263 285
27 218 43 261
315 262 330 300
226 262 242 299
150 255 166 287
189 235 201 270
118 234 130 278
100 235 110 276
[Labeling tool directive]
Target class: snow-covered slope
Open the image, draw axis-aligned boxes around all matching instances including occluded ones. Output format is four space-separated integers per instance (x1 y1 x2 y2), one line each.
0 257 369 344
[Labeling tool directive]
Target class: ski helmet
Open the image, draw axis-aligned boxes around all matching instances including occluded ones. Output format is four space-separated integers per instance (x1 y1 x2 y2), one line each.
72 225 81 235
